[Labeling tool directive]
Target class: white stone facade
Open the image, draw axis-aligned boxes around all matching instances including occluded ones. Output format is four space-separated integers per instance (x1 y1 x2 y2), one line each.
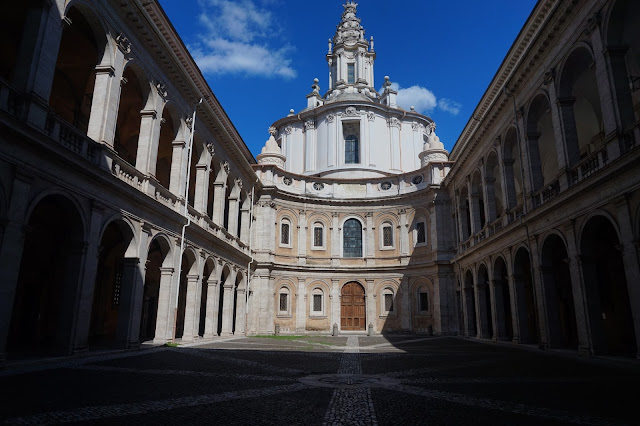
0 0 639 360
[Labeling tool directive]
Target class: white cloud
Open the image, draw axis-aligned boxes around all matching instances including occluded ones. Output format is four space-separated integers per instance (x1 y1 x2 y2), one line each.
438 98 462 115
380 82 461 116
191 0 296 79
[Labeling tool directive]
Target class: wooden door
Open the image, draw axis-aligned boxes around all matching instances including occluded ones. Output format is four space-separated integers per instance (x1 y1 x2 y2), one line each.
341 282 366 330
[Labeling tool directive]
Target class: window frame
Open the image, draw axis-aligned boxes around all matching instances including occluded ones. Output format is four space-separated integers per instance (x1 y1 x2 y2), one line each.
344 134 359 164
381 287 396 317
310 287 325 317
279 217 292 248
342 217 364 258
311 221 326 250
417 287 430 315
347 63 355 84
414 218 427 247
277 286 291 317
380 221 395 250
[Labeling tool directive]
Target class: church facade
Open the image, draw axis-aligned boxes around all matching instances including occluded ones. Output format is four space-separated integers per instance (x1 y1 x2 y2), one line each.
0 0 638 360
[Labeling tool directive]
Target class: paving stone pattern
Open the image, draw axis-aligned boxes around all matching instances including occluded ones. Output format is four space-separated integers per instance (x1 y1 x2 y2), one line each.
0 336 638 425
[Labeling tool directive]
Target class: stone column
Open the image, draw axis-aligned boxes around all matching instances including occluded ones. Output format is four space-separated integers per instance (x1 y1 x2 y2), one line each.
462 285 476 337
588 23 617 138
239 202 251 244
227 196 239 235
475 280 491 339
87 51 126 147
296 278 306 332
193 164 209 213
331 278 341 331
181 274 201 342
72 202 105 353
220 269 237 335
136 105 163 176
0 172 33 359
153 267 175 344
235 287 246 335
529 238 548 347
212 180 227 225
297 210 307 265
399 209 409 256
365 212 374 264
469 193 482 235
202 278 219 338
169 139 186 196
366 279 376 334
606 48 636 141
502 159 517 210
400 278 411 331
556 100 580 167
545 77 569 191
563 222 591 354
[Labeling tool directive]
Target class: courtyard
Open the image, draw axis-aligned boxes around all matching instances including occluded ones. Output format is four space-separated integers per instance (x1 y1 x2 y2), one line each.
0 336 638 425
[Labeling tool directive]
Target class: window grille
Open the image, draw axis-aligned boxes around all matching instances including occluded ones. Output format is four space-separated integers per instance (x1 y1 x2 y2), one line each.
343 218 362 257
384 293 394 312
383 226 393 247
279 293 288 312
345 134 359 164
313 294 322 312
416 222 426 244
281 222 290 245
314 226 323 247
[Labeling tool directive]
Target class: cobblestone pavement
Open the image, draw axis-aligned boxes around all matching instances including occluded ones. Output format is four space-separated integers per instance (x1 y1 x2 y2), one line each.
1 336 639 425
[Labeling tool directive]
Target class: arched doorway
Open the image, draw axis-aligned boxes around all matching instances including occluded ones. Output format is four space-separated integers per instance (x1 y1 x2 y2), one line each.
341 282 365 330
140 237 171 342
493 256 513 341
581 216 636 355
8 194 84 356
175 249 197 339
89 220 134 347
513 247 539 344
463 270 477 336
476 264 493 339
541 234 578 349
198 258 215 337
217 267 230 335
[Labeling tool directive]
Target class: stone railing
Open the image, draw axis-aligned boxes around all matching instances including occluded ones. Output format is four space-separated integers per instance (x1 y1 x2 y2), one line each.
507 204 524 224
531 179 560 209
570 147 608 185
112 156 145 190
487 217 503 237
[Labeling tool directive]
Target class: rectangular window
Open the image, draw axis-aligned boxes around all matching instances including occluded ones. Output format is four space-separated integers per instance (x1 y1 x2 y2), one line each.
314 227 323 247
383 226 393 247
416 222 426 244
384 293 394 312
281 222 290 245
347 63 355 84
420 292 429 312
279 293 288 312
313 294 322 312
343 122 360 164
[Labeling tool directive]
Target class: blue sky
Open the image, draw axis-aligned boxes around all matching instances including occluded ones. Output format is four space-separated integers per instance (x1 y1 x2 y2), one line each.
158 0 538 157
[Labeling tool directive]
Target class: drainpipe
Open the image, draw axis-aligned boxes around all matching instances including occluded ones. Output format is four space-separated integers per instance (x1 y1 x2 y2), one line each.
172 98 202 343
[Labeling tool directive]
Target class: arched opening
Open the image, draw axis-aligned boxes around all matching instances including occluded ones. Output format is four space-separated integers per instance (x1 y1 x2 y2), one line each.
341 282 365 330
343 218 363 257
156 106 178 189
0 3 29 81
8 194 84 356
485 151 504 222
493 257 513 341
206 160 217 219
526 94 558 191
503 127 523 209
140 237 171 342
223 178 231 230
540 234 578 349
463 270 477 337
198 259 215 337
114 66 147 166
606 0 640 150
49 7 101 134
513 247 539 344
89 220 134 347
232 273 243 334
476 264 493 339
470 170 485 231
458 186 471 241
580 216 636 355
559 48 604 165
187 141 201 207
217 266 230 335
175 250 196 339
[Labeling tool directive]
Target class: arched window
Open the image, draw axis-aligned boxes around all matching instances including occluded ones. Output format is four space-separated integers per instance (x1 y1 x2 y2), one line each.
382 287 395 315
311 287 325 316
380 221 394 249
280 218 291 247
278 287 290 316
417 286 430 314
312 222 325 249
343 218 362 257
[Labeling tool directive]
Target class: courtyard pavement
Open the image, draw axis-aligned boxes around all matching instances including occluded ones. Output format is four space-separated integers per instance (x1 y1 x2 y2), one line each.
0 335 639 425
